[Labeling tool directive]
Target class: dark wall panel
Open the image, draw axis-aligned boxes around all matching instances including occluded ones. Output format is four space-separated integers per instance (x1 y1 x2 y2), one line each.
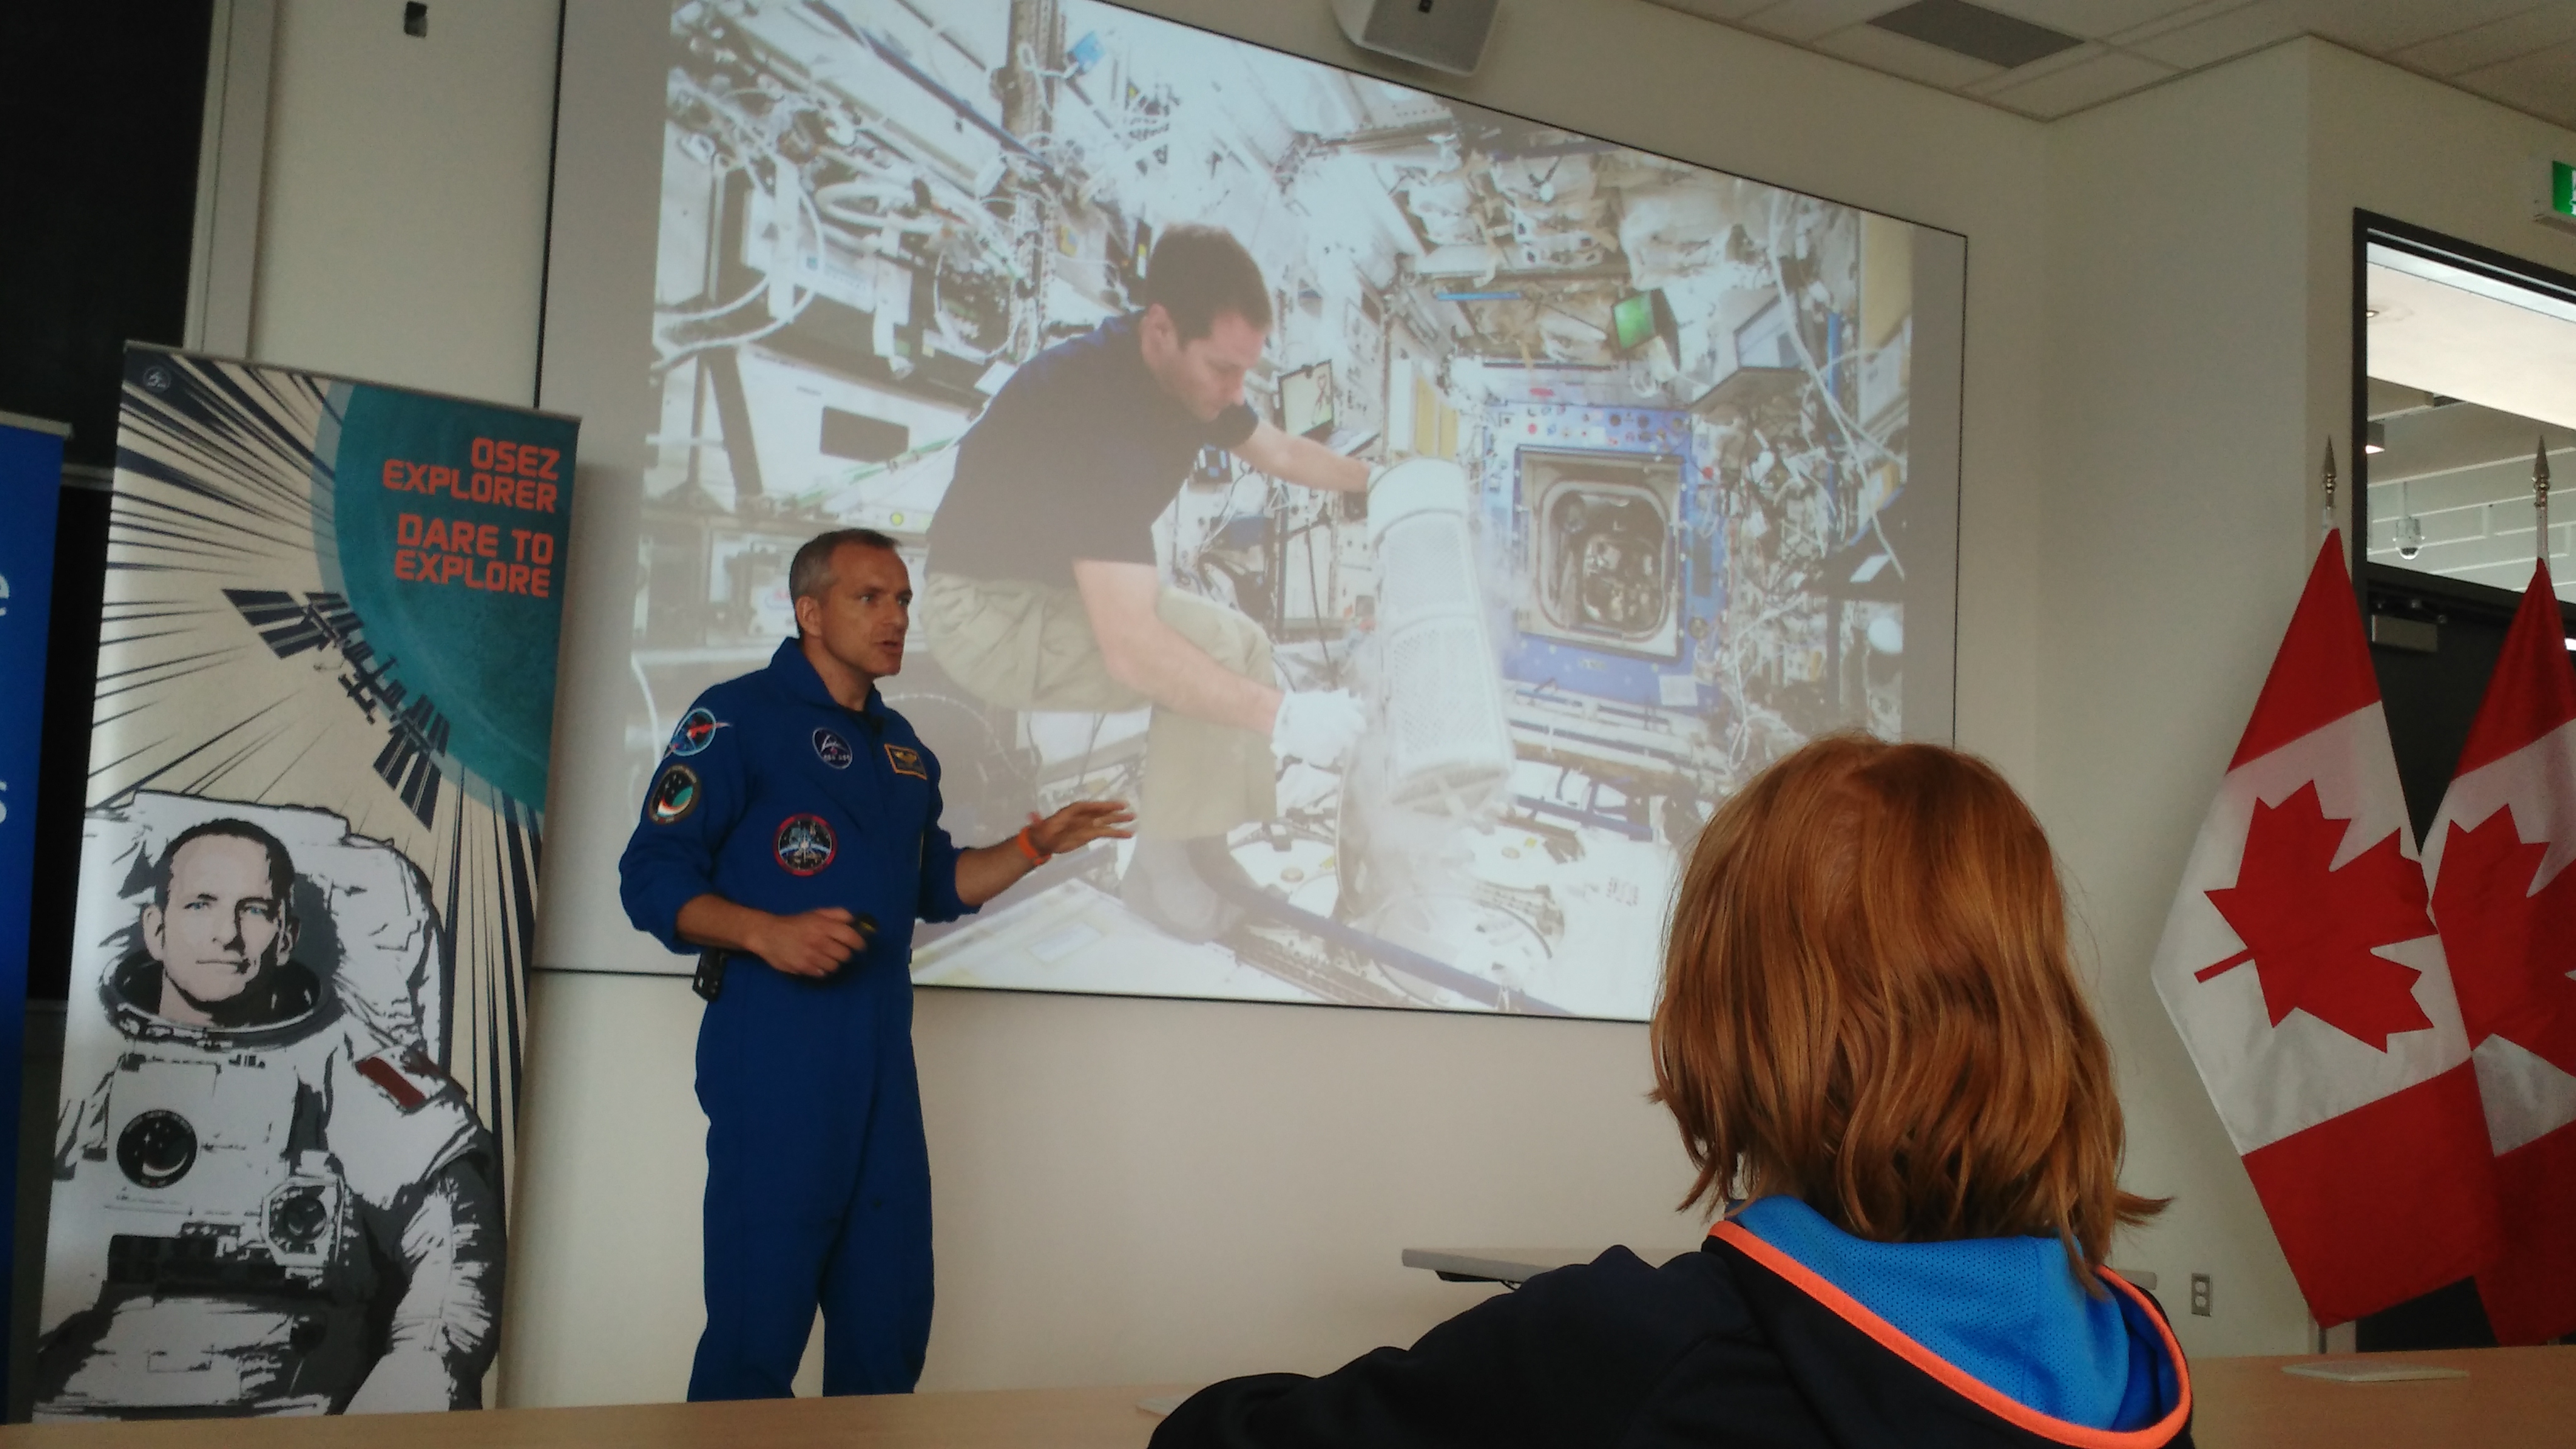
0 0 215 468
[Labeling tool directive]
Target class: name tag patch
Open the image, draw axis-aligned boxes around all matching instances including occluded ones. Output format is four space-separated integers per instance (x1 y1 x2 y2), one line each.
648 763 700 824
813 728 853 769
775 814 837 876
884 743 927 779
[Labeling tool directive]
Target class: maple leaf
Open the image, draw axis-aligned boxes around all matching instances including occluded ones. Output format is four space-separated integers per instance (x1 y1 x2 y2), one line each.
2194 781 2436 1050
2432 809 2576 1076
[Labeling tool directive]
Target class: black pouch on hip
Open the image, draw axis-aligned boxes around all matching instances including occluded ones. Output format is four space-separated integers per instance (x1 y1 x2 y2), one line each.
692 949 728 1002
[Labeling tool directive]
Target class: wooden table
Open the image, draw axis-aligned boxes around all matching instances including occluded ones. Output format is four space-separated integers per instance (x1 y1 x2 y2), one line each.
3 1348 2566 1446
0 1385 1188 1448
2190 1346 2576 1447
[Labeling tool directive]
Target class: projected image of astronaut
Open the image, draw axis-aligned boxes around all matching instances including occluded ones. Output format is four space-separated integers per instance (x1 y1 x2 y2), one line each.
628 0 1934 1018
919 225 1374 944
36 814 500 1419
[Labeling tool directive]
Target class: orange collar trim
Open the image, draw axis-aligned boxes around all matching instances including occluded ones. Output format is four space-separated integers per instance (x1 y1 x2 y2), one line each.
1709 1220 2192 1448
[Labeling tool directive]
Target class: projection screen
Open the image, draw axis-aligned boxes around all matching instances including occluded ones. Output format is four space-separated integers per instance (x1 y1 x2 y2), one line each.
536 0 1965 1020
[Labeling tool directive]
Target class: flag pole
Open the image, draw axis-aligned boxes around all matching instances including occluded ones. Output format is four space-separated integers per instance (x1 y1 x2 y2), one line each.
2321 437 2338 541
2536 434 2553 565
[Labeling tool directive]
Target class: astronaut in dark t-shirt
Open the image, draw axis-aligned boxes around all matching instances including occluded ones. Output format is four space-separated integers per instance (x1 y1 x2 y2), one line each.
922 225 1371 941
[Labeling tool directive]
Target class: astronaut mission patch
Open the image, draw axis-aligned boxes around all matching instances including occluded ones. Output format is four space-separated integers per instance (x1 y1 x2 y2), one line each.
774 814 836 875
649 763 700 824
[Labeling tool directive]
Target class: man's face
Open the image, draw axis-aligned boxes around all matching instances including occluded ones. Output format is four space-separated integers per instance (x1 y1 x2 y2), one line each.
1141 306 1268 422
143 835 293 1012
795 542 911 682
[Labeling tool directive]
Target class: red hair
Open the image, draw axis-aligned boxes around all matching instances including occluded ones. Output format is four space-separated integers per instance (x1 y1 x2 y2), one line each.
1651 735 2162 1270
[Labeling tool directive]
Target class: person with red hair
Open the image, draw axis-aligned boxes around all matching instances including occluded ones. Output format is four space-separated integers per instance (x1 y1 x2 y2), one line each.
1153 734 2192 1448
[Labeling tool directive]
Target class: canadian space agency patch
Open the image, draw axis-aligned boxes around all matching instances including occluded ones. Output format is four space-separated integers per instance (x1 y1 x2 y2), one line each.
648 763 700 824
668 706 726 757
775 814 837 875
813 728 853 769
884 743 927 779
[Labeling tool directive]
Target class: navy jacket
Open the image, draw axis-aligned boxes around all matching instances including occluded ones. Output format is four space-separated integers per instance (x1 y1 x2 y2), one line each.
1152 1223 2192 1449
619 640 974 968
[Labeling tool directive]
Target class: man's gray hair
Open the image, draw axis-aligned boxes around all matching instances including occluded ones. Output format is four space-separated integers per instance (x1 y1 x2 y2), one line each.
788 528 901 604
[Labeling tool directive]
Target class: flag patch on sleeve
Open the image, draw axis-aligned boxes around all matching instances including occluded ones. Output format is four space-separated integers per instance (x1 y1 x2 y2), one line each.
354 1047 455 1113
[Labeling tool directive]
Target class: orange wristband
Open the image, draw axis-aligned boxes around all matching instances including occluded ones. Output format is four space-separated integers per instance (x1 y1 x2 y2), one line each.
1015 826 1051 865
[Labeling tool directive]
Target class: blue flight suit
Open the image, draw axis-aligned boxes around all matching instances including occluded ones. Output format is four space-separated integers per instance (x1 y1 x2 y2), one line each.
618 638 976 1399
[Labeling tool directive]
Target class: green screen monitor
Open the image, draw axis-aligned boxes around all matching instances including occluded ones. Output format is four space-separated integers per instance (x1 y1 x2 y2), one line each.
1612 289 1675 356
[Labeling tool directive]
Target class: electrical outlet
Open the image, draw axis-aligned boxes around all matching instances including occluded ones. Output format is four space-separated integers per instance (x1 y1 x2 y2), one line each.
2190 1273 2212 1316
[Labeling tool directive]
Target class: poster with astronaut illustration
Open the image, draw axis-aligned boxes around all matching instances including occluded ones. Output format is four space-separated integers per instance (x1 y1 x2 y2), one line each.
35 347 579 1418
533 0 1963 1020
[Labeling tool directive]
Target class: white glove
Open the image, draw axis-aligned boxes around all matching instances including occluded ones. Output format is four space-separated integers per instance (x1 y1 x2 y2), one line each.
1271 689 1367 765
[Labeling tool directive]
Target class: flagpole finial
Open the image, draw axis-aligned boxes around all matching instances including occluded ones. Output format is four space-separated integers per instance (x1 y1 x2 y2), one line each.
2321 437 2338 538
2538 434 2553 564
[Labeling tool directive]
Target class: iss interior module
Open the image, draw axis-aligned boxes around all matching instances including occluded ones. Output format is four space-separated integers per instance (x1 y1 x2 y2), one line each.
592 0 1959 1019
38 793 501 1418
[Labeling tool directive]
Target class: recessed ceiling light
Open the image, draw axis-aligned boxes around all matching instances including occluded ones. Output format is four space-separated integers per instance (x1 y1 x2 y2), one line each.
1866 0 2081 70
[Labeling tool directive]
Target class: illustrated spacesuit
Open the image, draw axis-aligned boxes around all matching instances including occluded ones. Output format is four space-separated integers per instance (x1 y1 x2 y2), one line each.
35 799 502 1418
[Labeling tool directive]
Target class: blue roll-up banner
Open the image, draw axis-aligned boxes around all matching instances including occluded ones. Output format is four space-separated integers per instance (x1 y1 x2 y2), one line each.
0 409 67 1382
34 350 579 1419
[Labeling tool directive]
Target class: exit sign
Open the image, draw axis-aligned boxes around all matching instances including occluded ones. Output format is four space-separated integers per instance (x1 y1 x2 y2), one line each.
2540 158 2576 235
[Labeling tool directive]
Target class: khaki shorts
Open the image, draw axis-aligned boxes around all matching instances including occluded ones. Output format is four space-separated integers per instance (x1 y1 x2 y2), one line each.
920 573 1277 839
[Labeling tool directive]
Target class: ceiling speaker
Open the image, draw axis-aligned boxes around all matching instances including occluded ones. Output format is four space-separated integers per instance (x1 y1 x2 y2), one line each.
1330 0 1497 75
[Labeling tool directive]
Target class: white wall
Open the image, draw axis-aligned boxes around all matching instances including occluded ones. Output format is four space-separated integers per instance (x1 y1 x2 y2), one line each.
2036 43 2321 1356
236 0 2576 1408
250 0 558 403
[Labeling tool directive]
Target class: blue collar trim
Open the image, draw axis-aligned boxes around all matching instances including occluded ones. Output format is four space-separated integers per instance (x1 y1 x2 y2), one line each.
1730 1196 2165 1430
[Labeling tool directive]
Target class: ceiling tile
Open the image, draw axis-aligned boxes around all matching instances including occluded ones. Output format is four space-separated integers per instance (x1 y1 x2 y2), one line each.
1970 0 2222 40
2390 2 2576 77
1641 0 1779 23
2108 0 2250 43
1812 19 2013 86
1962 39 2110 93
2121 0 2301 69
2451 36 2576 128
1739 0 1911 43
1980 45 2177 113
2273 0 2541 54
1652 0 2576 130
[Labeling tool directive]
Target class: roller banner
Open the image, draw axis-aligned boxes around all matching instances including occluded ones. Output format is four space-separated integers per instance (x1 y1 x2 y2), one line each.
0 410 69 1377
33 348 578 1418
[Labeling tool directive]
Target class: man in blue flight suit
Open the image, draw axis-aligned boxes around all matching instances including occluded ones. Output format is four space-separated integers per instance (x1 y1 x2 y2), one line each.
619 528 1133 1400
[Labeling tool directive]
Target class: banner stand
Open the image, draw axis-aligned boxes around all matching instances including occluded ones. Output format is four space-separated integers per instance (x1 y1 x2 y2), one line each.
32 353 575 1419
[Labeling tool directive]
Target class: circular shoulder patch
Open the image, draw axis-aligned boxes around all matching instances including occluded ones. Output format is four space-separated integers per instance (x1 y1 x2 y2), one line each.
774 814 837 876
648 763 701 824
668 706 725 757
813 728 853 769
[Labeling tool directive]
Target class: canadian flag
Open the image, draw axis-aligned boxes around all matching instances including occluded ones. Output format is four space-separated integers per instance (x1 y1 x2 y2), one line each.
2151 535 2501 1326
2421 560 2576 1345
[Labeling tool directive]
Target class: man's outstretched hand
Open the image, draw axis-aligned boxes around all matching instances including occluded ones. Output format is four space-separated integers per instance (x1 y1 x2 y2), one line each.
953 799 1136 908
1026 799 1137 856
